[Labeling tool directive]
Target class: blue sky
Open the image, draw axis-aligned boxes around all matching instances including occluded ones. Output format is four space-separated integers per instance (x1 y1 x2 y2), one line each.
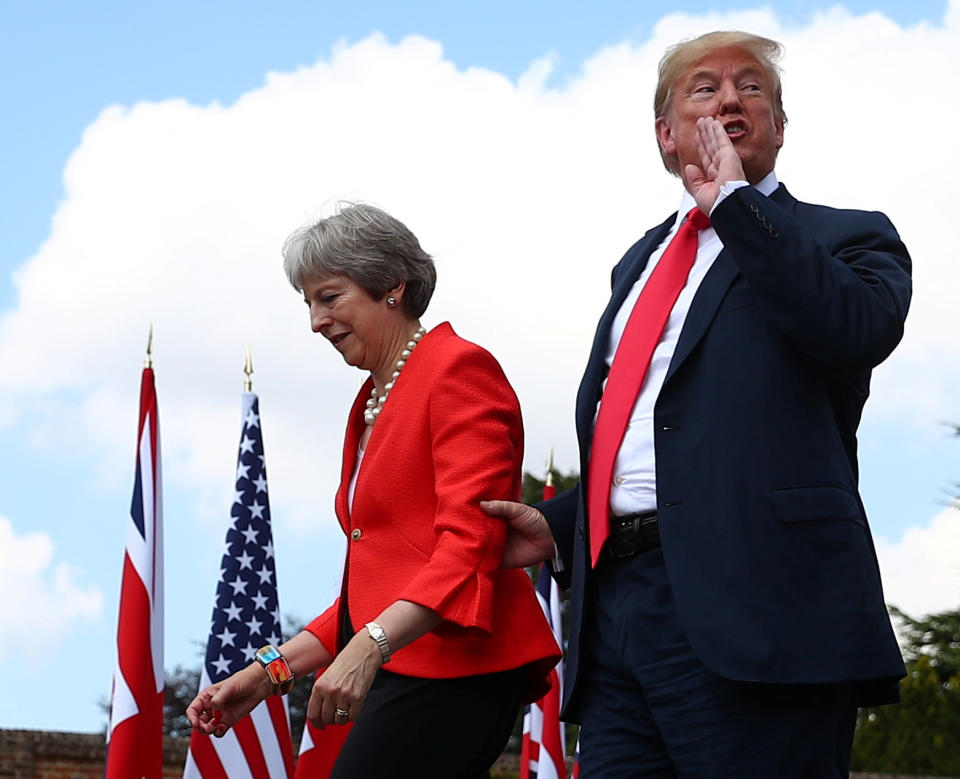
1 0 958 736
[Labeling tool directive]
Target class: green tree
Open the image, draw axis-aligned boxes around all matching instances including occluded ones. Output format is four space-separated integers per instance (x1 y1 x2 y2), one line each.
521 466 579 505
851 607 960 775
163 663 201 737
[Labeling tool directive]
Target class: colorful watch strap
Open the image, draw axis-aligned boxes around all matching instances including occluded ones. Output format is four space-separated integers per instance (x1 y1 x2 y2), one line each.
255 645 295 695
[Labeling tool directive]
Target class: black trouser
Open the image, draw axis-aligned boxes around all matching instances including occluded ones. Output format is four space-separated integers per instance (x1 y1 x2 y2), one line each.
579 545 859 777
330 666 523 779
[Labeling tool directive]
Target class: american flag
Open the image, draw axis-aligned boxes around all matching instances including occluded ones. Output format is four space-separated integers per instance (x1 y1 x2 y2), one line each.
106 362 164 779
184 391 295 778
520 474 567 779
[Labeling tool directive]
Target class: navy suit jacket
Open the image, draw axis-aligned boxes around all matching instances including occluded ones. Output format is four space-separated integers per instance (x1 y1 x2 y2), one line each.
541 183 910 719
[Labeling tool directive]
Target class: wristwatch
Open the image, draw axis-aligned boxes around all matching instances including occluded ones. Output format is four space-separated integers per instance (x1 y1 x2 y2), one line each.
364 621 391 664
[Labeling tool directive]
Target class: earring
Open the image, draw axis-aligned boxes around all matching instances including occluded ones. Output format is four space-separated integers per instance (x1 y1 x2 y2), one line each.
386 296 397 308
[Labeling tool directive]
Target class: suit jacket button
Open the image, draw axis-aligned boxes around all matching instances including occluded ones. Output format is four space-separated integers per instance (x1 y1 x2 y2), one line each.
750 203 760 214
351 528 362 541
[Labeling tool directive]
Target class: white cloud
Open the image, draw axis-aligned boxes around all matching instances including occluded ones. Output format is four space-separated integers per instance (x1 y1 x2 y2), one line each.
876 508 960 619
0 516 103 665
0 11 958 545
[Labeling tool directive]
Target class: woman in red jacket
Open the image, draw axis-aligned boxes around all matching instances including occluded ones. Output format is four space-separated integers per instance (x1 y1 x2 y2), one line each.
188 203 560 777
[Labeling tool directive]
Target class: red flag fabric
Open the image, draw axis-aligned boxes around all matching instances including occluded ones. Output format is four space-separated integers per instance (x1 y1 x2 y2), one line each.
520 475 566 779
106 366 164 779
294 716 353 777
184 392 294 778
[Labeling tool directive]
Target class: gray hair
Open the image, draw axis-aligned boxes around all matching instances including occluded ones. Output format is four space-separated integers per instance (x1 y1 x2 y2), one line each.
654 31 787 176
282 203 437 318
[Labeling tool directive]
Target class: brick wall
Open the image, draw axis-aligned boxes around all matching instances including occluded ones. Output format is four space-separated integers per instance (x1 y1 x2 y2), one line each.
0 729 188 779
2 729 954 778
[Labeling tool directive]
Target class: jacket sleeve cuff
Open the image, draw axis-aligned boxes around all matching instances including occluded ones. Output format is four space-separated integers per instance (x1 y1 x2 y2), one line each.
304 599 339 658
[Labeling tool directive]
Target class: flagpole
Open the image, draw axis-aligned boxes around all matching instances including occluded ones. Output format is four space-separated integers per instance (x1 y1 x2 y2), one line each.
144 323 153 368
244 346 253 391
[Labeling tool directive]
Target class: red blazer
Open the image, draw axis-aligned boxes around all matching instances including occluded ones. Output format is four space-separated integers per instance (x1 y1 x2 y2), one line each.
306 323 560 701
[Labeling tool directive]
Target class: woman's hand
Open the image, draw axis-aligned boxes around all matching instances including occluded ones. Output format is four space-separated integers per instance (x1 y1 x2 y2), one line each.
186 664 271 738
307 631 383 728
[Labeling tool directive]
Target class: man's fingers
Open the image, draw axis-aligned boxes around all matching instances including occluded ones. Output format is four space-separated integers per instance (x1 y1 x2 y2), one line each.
480 499 523 520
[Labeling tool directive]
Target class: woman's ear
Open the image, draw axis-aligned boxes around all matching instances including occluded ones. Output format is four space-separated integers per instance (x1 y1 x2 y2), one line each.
386 281 406 304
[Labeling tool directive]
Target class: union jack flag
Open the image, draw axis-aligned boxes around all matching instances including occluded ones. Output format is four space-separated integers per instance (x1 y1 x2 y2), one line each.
184 391 295 778
106 363 164 779
521 476 567 779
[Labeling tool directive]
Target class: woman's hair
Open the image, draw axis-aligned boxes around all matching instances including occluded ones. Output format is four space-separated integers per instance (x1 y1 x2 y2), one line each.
282 203 437 318
654 31 787 176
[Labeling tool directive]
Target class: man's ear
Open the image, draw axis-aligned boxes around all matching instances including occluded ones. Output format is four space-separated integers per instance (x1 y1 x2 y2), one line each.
655 116 676 157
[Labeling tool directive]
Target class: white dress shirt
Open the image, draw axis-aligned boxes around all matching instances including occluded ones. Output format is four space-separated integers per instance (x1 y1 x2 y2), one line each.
600 171 780 516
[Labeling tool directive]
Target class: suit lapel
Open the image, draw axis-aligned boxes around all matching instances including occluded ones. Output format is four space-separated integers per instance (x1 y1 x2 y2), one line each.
663 251 739 385
575 216 675 452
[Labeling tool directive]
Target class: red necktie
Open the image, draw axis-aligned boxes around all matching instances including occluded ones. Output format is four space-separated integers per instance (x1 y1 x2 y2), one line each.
586 206 710 566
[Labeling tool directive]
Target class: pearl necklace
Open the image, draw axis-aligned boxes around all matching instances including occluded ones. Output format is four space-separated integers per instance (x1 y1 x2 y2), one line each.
364 326 427 426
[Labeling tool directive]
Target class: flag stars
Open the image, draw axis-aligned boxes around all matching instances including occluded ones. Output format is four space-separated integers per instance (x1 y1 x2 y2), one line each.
253 474 268 494
262 540 274 560
251 591 269 611
240 643 258 662
233 489 245 506
241 526 259 545
217 626 237 648
227 576 249 596
236 550 254 570
255 566 273 585
212 654 232 676
223 602 244 622
237 462 251 481
245 410 260 429
249 501 265 520
239 435 255 454
245 615 263 636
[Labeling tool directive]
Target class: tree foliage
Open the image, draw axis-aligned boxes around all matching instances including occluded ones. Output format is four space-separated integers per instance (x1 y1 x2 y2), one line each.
163 664 201 737
851 607 960 775
521 466 579 505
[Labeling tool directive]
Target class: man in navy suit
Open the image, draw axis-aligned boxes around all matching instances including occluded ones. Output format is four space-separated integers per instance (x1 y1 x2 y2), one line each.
484 30 909 776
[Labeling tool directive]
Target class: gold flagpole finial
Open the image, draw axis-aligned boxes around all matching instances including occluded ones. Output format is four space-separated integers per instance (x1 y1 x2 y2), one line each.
144 324 154 368
546 446 555 488
243 346 253 391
